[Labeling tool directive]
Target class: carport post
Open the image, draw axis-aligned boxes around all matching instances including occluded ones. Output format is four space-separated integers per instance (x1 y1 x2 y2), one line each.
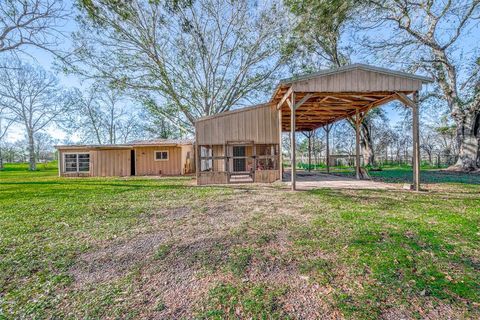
291 92 296 190
412 91 420 191
355 110 361 180
324 124 331 173
308 131 312 172
278 108 283 179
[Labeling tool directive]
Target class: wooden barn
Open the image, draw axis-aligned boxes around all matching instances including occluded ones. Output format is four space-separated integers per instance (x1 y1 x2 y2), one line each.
55 139 194 177
195 64 432 189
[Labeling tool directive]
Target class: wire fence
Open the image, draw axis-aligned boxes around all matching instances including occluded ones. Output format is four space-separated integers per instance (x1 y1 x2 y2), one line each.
283 154 457 169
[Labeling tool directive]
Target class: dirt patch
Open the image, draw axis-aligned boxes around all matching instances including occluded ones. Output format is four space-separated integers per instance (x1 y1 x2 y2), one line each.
66 187 335 318
70 232 167 286
381 298 472 320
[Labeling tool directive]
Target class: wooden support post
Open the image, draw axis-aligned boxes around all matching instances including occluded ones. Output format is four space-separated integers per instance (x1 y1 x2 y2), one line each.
278 108 283 179
253 143 256 181
355 110 361 180
324 125 331 174
412 91 420 191
224 143 228 173
291 92 296 190
195 142 200 182
308 131 312 172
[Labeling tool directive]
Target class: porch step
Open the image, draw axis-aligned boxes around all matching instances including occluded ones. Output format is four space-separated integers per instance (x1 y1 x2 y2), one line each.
229 174 254 183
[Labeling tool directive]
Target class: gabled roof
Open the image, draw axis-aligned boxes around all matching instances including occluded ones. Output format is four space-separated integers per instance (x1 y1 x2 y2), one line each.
278 63 433 85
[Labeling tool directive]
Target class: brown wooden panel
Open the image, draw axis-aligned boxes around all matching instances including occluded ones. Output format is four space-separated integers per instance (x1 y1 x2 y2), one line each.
197 172 228 185
135 146 182 176
292 68 422 93
196 103 279 145
254 170 280 183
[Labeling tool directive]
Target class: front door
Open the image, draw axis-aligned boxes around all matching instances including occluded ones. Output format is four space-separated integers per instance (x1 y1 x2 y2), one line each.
233 146 246 172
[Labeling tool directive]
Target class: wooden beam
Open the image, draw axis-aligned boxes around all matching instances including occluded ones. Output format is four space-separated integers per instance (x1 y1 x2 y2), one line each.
291 92 296 190
195 142 200 182
278 108 283 180
293 93 314 110
355 110 361 180
351 95 377 101
324 124 331 174
412 91 420 191
395 92 416 108
276 87 293 110
327 95 354 103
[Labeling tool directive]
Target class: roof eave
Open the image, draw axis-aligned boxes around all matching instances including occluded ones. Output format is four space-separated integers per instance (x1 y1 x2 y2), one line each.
277 63 434 87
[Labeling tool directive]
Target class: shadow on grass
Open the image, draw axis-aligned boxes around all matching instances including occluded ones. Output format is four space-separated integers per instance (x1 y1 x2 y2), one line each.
336 168 480 185
297 188 480 317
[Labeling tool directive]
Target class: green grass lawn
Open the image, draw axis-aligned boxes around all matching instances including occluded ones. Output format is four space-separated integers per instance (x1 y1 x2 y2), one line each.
1 163 479 319
331 165 480 185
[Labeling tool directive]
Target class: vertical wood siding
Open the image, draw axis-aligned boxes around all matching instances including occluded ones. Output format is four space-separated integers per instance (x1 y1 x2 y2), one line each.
58 148 130 177
195 104 279 145
134 146 182 176
291 69 422 93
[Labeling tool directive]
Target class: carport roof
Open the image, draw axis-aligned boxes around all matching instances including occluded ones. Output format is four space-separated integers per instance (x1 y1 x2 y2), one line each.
271 64 433 131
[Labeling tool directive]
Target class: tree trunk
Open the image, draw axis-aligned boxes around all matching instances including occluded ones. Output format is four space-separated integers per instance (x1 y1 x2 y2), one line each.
449 111 480 171
28 131 36 171
360 121 375 166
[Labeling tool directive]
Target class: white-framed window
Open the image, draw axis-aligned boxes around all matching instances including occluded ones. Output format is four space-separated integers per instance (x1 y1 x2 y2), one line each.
64 153 90 173
154 150 169 161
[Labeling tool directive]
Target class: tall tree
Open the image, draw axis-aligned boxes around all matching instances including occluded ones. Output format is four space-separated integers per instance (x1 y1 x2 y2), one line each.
69 84 143 144
64 0 286 133
360 0 480 171
0 107 14 169
0 0 68 56
0 60 73 170
284 0 381 166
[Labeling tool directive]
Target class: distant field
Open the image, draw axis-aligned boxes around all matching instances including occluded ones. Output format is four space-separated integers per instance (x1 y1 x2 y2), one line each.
1 163 479 319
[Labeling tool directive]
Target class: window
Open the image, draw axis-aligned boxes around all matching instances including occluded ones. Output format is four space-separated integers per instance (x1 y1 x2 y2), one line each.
154 150 169 161
64 153 90 173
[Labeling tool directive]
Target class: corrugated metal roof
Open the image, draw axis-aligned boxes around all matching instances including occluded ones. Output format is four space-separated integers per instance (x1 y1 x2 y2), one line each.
55 139 194 150
278 63 433 85
129 138 194 146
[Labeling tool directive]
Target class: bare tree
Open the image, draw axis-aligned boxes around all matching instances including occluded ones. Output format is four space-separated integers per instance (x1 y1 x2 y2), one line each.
0 107 15 169
360 0 480 171
34 131 56 163
0 60 73 170
285 0 382 166
0 0 68 56
69 84 143 144
63 0 287 133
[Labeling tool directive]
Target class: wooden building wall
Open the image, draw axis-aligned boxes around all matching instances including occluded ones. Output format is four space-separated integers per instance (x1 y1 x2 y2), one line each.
59 144 194 177
134 146 182 176
291 68 423 93
58 148 131 177
195 103 279 145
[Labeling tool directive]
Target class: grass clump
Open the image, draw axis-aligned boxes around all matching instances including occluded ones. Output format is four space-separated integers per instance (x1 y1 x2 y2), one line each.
154 243 172 260
228 247 254 275
198 282 289 319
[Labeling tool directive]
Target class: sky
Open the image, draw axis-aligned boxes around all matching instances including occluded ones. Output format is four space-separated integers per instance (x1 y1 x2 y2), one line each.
5 0 476 144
